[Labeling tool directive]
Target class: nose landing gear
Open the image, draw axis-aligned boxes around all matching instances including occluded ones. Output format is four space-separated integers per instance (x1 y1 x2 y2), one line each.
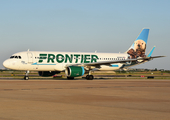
24 71 29 80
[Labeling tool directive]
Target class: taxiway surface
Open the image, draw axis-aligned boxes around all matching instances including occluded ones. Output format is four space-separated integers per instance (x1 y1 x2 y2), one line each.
0 79 170 120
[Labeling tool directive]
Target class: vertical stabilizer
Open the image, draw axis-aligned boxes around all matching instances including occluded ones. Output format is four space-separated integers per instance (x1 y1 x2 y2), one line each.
126 28 150 59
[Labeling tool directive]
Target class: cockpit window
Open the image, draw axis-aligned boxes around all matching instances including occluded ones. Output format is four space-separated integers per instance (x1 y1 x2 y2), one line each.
10 56 15 58
10 56 22 59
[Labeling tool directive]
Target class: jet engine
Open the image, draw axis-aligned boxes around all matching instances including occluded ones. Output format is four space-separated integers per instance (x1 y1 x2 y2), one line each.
65 66 85 77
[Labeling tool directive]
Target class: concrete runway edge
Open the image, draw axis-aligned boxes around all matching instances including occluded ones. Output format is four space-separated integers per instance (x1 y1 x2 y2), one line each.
0 79 170 120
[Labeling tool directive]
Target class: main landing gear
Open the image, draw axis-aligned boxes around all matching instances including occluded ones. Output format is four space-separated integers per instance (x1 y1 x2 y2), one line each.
85 70 94 80
86 75 94 80
24 71 29 80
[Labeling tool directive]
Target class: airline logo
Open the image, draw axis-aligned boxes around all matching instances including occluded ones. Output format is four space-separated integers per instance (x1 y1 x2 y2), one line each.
127 29 149 59
38 54 99 63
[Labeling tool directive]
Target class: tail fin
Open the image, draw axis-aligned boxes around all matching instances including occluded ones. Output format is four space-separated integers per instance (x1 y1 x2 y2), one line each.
126 28 150 59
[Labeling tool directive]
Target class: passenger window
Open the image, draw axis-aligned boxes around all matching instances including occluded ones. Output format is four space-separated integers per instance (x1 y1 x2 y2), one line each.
15 56 18 58
19 56 21 59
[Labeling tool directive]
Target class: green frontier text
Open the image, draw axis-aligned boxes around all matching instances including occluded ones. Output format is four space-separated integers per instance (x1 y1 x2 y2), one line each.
38 54 98 63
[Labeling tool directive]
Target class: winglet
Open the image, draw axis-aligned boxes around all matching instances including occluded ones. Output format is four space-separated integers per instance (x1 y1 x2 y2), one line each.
147 46 156 57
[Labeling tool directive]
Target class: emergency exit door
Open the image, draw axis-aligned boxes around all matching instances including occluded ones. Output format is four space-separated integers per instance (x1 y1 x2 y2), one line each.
27 52 33 63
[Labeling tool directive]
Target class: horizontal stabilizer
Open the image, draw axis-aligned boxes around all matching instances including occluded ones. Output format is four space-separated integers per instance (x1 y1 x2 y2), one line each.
147 56 165 59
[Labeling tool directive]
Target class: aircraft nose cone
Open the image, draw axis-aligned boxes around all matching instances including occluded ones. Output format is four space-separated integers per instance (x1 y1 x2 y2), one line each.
3 60 10 69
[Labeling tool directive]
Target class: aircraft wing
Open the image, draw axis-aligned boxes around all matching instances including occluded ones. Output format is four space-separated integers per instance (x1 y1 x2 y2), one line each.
67 56 165 67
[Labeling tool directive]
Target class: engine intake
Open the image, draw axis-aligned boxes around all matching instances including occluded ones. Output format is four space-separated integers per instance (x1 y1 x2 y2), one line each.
65 66 85 77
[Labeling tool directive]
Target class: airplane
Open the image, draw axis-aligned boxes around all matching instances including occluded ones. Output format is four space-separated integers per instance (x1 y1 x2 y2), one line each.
3 28 165 80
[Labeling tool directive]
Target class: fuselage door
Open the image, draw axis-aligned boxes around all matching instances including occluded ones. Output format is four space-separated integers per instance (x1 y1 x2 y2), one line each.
27 52 33 63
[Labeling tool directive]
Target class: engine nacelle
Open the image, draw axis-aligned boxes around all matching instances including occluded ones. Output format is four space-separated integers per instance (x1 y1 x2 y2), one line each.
65 66 85 77
38 71 60 77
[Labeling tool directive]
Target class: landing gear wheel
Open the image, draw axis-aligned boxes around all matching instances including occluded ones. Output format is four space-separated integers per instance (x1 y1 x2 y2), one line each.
86 75 94 80
24 76 29 80
86 75 89 79
24 71 29 80
67 77 74 80
88 75 94 80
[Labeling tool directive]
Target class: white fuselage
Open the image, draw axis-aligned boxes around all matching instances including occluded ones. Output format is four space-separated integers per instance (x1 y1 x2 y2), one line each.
3 51 129 71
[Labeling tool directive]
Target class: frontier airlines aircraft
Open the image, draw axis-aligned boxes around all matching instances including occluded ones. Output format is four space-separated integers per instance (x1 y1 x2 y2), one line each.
3 28 164 80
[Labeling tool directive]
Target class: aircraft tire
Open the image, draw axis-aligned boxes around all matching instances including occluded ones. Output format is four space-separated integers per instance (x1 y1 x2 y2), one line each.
24 76 29 80
86 75 89 79
89 75 94 80
86 75 93 80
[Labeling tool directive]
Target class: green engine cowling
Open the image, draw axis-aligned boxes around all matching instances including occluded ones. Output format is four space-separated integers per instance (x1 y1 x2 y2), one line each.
65 66 85 77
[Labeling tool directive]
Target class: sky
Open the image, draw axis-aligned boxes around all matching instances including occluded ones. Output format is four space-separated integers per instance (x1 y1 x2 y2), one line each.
0 0 169 70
